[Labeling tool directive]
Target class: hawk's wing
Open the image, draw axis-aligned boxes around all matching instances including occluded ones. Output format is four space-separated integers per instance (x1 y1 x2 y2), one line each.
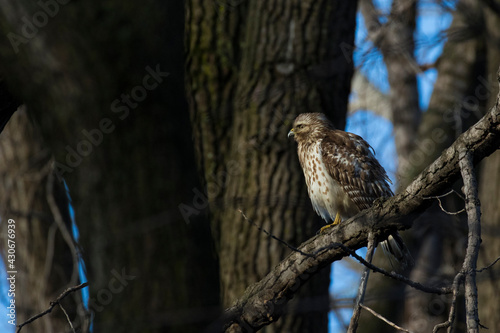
320 130 393 211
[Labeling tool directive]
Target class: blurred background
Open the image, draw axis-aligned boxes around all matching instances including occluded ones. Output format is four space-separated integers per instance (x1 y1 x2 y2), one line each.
0 0 499 332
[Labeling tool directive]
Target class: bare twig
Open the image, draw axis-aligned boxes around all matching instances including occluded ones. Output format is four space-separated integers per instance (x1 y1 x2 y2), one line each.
360 304 413 333
476 255 500 273
348 233 376 333
446 273 464 333
337 243 451 295
46 167 80 285
423 189 466 215
59 303 76 333
432 272 463 333
238 209 315 257
458 149 481 332
17 282 89 333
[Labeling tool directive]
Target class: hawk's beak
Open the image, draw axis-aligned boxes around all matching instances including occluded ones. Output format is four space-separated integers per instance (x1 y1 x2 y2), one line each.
288 128 295 138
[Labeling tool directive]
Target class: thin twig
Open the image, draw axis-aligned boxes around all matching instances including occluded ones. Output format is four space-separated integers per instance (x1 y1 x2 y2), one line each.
432 272 463 333
476 255 500 273
348 233 375 333
17 282 89 333
360 304 413 333
433 321 450 333
46 167 80 285
458 149 481 332
423 189 466 215
238 209 315 257
59 303 76 333
331 243 452 295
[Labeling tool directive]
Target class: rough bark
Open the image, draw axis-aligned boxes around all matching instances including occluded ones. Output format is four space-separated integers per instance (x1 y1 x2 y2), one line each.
213 78 500 332
186 1 357 332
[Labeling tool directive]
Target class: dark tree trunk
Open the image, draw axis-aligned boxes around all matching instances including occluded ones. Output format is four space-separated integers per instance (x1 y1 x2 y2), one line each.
186 1 357 331
0 1 220 332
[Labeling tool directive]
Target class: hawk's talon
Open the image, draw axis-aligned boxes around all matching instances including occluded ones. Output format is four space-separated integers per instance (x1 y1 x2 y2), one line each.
318 223 334 234
318 212 342 234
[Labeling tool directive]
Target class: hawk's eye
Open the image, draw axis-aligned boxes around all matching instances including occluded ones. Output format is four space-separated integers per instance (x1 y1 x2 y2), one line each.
296 124 304 129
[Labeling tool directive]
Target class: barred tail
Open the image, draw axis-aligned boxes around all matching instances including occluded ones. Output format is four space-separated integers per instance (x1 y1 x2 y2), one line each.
380 233 414 271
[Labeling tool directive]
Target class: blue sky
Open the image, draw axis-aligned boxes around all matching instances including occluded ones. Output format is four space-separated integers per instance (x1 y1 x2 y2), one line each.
329 2 453 332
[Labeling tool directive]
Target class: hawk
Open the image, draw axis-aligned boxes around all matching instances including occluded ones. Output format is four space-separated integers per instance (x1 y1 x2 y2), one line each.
288 113 413 269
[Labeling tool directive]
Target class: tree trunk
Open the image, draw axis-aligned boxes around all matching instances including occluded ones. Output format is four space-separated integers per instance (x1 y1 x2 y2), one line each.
186 1 357 331
360 0 420 181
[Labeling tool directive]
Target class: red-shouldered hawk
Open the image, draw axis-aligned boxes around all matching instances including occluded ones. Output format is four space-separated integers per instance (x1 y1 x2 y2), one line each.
288 113 413 269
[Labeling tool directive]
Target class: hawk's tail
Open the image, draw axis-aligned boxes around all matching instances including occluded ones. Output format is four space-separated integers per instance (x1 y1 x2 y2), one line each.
380 233 414 271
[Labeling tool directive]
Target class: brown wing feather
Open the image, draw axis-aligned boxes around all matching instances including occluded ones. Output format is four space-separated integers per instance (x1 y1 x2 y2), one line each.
320 130 393 211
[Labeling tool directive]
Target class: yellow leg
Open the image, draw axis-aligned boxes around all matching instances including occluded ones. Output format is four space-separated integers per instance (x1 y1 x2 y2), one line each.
333 212 342 225
319 212 342 234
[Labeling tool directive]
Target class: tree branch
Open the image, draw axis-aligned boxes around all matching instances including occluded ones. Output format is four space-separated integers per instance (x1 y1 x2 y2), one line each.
213 69 500 333
348 234 375 333
17 282 89 333
432 272 464 333
476 255 500 273
341 243 452 295
458 149 481 332
360 304 413 333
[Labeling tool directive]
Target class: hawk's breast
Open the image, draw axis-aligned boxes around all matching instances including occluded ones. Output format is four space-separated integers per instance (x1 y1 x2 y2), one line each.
300 141 358 223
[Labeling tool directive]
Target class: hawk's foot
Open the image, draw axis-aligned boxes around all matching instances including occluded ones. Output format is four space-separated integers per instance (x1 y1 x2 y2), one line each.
319 223 335 234
318 213 342 235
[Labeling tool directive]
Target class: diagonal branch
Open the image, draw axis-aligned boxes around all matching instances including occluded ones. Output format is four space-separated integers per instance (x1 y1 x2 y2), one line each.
360 304 413 333
17 282 89 333
342 244 451 295
213 70 500 333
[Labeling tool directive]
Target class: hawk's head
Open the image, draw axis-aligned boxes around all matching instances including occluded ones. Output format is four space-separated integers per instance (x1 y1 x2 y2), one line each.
288 113 334 142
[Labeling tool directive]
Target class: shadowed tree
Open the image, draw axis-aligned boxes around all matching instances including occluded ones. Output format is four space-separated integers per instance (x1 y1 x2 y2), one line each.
186 1 357 331
0 1 219 332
